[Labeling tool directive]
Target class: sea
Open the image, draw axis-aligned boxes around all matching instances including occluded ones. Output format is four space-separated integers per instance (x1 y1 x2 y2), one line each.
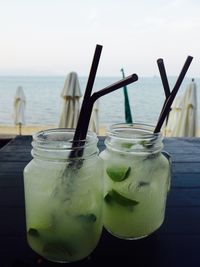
0 76 199 128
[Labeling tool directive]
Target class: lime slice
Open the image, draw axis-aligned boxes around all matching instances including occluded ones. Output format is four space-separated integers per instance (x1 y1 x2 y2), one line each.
104 189 139 207
106 166 131 182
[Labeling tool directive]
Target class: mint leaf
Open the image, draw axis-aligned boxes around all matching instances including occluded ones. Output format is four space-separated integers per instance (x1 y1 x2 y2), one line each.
43 242 72 257
28 228 39 237
121 143 133 149
76 213 97 223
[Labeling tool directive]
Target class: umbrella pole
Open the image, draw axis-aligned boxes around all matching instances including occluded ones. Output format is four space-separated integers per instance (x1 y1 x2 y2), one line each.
19 123 22 136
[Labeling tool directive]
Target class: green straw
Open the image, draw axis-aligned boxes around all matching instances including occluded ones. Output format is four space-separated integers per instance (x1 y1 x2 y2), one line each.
121 68 133 123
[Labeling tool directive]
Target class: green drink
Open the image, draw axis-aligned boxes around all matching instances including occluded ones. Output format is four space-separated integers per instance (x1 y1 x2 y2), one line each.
100 123 171 239
24 129 103 263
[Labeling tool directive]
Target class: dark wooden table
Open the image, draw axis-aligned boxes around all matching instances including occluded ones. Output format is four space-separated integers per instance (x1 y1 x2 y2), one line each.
0 136 200 267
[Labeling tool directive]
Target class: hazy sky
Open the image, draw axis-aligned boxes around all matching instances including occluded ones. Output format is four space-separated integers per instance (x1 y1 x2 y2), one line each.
0 0 200 77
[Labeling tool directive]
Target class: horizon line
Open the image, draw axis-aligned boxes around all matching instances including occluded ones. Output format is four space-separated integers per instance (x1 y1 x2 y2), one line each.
0 74 197 79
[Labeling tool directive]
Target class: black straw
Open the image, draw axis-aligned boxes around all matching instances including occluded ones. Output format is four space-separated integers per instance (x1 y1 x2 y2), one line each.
157 58 171 99
73 44 102 142
70 74 138 158
154 56 193 133
157 58 171 125
78 74 138 140
90 74 138 103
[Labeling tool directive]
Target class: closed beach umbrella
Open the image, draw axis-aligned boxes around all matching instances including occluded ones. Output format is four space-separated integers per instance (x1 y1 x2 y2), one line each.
165 79 198 137
59 72 82 128
121 68 133 123
164 96 183 136
13 86 26 135
179 79 198 136
89 100 99 134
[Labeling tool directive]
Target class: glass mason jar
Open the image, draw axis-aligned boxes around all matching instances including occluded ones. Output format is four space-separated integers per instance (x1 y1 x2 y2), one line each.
23 129 103 263
100 123 171 240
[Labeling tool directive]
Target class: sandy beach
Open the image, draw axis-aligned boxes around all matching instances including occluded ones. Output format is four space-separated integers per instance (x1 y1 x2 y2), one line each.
0 124 199 139
0 124 107 139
